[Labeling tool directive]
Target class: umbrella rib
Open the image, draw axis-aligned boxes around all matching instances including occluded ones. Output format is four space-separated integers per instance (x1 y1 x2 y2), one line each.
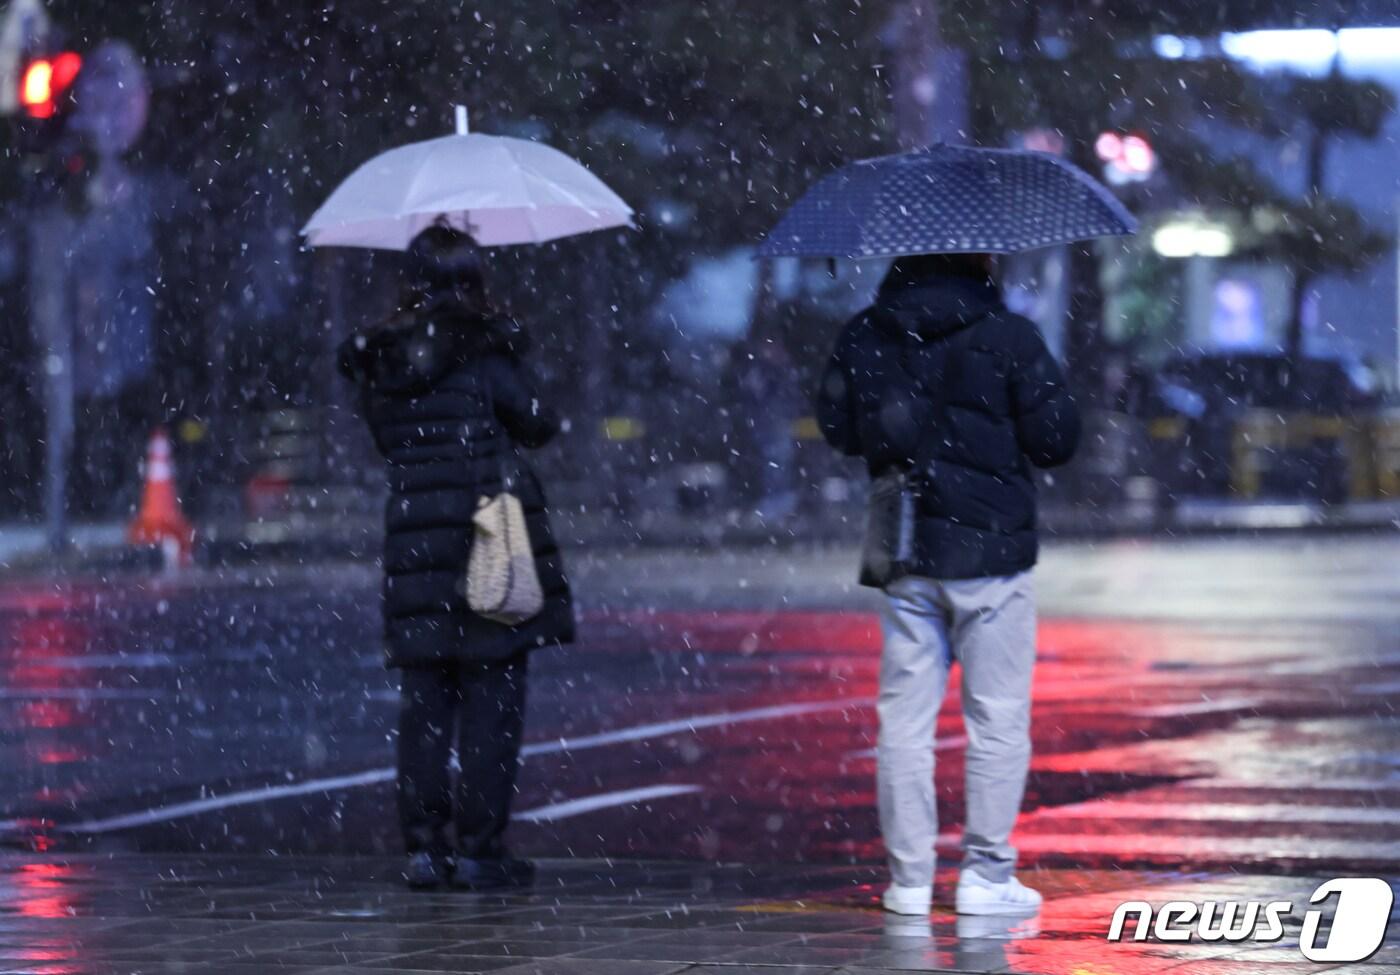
504 141 620 217
302 144 418 237
397 143 438 219
498 139 539 216
365 140 437 225
405 136 479 221
522 204 547 244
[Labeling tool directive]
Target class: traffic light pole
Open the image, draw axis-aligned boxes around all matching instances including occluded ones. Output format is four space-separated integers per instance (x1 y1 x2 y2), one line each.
28 203 74 553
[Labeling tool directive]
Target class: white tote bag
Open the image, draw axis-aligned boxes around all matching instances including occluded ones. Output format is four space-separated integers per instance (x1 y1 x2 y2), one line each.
464 471 544 626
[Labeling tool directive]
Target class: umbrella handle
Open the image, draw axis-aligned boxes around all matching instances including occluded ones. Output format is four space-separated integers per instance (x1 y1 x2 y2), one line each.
455 105 469 135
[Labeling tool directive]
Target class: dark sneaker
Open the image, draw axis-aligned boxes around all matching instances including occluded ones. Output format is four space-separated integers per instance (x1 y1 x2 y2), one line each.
451 856 536 890
404 851 448 890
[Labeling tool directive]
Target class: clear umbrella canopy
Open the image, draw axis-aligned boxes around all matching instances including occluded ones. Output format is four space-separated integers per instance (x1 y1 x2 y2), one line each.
303 110 633 251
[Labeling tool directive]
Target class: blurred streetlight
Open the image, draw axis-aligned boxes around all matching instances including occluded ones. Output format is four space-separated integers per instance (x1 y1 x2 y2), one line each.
1152 219 1235 258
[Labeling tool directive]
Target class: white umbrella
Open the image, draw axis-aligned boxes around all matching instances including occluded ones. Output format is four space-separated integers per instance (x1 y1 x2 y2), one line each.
302 107 633 251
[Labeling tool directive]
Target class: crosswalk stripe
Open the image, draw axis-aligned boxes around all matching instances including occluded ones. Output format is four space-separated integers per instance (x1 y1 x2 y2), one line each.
26 699 869 836
936 832 1400 863
1197 777 1400 792
1032 801 1400 826
1128 697 1262 717
515 785 701 823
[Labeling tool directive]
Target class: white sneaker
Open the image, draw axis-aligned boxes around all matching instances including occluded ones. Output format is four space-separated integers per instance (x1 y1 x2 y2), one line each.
955 871 1042 915
882 883 932 916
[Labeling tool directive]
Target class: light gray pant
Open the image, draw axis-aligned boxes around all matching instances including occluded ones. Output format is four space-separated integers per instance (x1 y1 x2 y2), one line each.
878 572 1036 887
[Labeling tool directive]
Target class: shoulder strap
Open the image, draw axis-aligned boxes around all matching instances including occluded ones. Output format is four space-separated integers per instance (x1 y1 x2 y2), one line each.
479 358 522 493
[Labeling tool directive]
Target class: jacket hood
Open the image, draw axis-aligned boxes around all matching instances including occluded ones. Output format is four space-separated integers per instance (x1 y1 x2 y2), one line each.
338 297 526 394
872 271 1001 341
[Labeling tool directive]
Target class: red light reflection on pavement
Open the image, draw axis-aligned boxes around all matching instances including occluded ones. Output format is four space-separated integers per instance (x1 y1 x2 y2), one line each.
16 699 80 732
7 861 79 919
586 609 881 655
2 599 95 750
527 607 1400 878
0 585 1395 975
2 594 102 848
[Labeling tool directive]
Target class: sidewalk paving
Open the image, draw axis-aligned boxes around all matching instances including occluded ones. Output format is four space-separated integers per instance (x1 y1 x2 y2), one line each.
4 495 1399 579
3 853 1394 975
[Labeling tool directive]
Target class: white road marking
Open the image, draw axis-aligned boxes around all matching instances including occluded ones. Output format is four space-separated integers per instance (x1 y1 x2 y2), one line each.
1129 697 1261 718
1032 800 1400 826
1198 777 1400 792
67 768 396 833
934 831 1400 865
1266 650 1400 676
38 698 868 835
514 785 701 823
522 698 873 756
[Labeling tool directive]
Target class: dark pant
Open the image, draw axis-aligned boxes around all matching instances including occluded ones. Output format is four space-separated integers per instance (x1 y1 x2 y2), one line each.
397 654 528 859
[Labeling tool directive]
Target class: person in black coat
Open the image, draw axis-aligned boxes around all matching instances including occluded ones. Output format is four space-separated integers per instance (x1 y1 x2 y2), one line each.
816 252 1079 918
339 227 573 890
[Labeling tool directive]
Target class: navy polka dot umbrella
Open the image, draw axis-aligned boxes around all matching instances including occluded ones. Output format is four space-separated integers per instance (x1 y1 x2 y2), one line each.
757 144 1137 258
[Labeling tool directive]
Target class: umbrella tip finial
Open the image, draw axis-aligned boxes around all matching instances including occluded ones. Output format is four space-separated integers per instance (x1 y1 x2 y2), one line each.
454 105 469 136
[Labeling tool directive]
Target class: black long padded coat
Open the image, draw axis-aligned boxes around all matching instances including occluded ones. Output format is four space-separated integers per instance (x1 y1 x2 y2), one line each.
817 268 1081 582
339 301 574 667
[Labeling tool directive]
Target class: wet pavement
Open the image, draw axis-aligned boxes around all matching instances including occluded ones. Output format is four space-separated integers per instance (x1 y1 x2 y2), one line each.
3 854 1398 975
1 534 1398 972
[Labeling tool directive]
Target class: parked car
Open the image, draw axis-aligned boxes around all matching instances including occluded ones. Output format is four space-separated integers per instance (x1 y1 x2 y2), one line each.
1124 353 1381 501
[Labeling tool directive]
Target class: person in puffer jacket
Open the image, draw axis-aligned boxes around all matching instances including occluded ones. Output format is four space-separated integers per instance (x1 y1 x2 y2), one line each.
817 252 1080 918
339 227 573 892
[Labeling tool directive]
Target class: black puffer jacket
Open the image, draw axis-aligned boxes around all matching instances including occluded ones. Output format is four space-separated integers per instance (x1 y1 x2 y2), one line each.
817 269 1080 581
340 299 574 667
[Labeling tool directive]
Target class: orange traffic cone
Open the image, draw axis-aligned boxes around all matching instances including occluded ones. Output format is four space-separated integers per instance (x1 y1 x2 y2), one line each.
127 428 195 567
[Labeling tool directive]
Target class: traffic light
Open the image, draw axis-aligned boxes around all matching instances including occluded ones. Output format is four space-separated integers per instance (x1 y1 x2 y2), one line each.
1095 130 1156 186
11 44 87 202
18 50 80 119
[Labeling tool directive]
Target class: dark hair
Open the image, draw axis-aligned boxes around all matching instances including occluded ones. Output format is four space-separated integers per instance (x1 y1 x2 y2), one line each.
881 252 992 292
399 225 497 318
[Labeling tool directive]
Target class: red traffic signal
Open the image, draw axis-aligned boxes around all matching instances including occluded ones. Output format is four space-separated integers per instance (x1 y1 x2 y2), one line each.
1095 130 1156 185
20 51 81 119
